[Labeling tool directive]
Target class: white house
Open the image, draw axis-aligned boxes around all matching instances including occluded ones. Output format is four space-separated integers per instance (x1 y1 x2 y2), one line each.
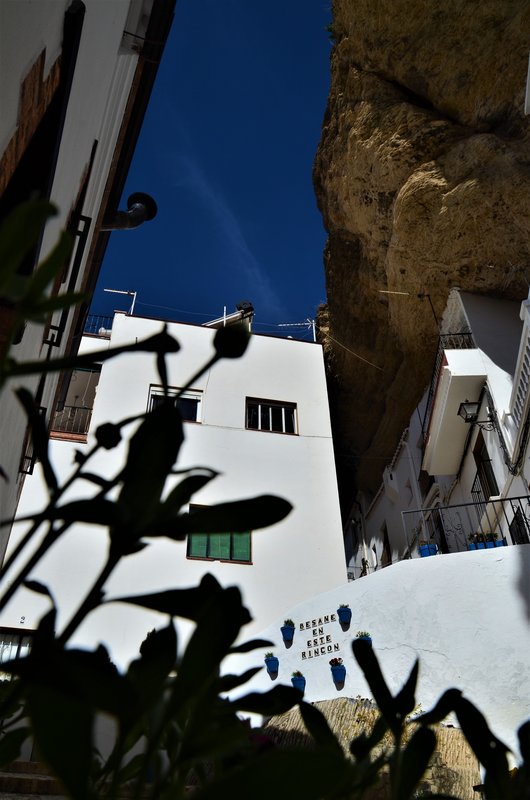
346 288 530 577
0 311 347 668
0 0 174 551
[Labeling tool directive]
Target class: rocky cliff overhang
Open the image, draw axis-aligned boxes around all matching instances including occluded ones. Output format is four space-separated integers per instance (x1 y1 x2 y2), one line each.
314 0 530 506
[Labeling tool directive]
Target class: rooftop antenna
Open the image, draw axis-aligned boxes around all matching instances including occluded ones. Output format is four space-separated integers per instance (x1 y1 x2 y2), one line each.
104 288 137 315
277 318 316 342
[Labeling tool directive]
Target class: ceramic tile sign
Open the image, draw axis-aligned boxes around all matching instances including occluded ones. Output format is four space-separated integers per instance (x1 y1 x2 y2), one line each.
299 613 341 660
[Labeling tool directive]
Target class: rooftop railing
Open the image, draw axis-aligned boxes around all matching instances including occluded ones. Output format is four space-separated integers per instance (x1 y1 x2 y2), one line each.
84 315 113 337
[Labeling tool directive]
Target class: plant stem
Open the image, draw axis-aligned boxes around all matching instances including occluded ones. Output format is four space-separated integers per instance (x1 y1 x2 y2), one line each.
57 551 120 645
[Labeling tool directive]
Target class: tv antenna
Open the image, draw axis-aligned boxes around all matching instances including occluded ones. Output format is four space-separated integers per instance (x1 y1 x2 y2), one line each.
277 318 316 342
104 288 137 315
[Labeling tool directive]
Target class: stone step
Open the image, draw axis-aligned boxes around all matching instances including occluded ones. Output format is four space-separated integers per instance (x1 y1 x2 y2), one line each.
0 766 63 796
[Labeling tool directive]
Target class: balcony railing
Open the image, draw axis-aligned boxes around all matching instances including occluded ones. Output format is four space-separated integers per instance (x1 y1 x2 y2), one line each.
402 494 530 556
84 314 113 336
50 405 92 438
421 331 476 443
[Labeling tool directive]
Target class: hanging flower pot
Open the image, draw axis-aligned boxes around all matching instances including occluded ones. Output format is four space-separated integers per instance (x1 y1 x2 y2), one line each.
291 671 306 692
280 619 295 644
337 605 352 625
264 652 279 677
330 657 346 684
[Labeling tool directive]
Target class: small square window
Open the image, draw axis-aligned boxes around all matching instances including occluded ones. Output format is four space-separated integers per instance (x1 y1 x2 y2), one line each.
246 398 297 434
186 507 251 563
148 385 202 422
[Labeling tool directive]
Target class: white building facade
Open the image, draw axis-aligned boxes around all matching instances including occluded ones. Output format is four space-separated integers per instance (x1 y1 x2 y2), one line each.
0 312 347 667
347 289 530 577
0 0 174 550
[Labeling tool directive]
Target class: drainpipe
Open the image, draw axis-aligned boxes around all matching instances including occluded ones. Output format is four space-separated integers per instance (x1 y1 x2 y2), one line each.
101 192 157 230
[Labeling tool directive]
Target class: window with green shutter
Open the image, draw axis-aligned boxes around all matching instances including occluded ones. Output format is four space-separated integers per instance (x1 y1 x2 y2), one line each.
186 528 251 563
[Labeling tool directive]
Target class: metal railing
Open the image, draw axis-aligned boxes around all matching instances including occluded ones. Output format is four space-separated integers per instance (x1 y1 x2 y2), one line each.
402 494 530 555
84 314 113 336
50 405 92 437
421 332 476 443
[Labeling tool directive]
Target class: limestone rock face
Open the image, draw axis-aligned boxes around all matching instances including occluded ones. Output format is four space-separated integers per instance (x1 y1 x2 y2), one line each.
314 0 530 502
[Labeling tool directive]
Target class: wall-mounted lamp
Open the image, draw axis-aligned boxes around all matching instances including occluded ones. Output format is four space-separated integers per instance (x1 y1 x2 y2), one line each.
457 400 494 430
101 193 157 231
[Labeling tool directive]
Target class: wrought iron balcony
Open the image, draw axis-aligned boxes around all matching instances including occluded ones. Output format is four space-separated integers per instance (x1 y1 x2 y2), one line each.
50 405 92 438
421 331 476 443
402 493 530 556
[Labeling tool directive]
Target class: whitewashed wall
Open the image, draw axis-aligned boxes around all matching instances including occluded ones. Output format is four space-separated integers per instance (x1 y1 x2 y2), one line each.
228 545 530 759
1 316 346 665
0 0 143 547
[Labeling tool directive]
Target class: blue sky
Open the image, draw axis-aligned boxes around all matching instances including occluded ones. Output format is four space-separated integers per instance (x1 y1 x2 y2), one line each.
91 1 333 339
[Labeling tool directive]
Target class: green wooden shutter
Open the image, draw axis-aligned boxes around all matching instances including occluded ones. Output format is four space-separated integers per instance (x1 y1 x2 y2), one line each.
208 533 231 560
188 533 208 558
231 531 250 561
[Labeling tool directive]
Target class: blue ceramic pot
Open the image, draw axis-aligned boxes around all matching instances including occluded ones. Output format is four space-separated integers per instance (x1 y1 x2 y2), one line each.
337 607 352 624
265 656 279 673
331 665 346 683
291 676 306 692
281 625 295 642
418 543 437 557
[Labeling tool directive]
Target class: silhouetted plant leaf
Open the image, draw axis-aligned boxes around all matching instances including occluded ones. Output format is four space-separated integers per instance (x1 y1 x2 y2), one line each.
352 638 398 733
134 327 180 355
218 667 262 693
452 695 511 798
0 727 31 768
156 350 168 393
0 200 56 292
127 623 177 711
193 750 351 800
78 471 113 489
518 720 530 764
15 387 57 491
112 574 229 621
51 498 122 526
395 726 437 800
25 292 86 321
299 701 343 755
231 685 302 717
175 495 292 536
417 688 462 726
174 585 252 704
95 422 122 449
213 323 250 359
150 472 217 536
228 638 273 654
394 658 419 721
26 683 93 800
117 401 183 535
115 753 144 786
23 580 54 599
20 232 72 303
349 715 388 759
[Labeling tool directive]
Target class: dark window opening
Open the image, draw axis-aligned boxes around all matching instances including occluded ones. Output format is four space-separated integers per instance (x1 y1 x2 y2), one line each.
246 398 297 434
148 386 202 422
